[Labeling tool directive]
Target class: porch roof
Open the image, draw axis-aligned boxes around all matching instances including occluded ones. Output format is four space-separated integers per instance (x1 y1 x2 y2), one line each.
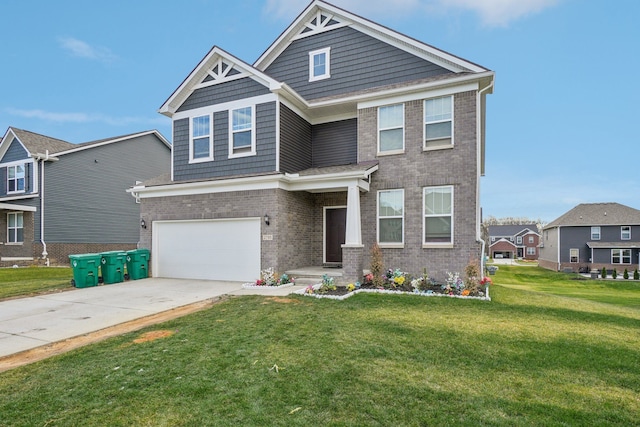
587 242 640 249
0 202 37 212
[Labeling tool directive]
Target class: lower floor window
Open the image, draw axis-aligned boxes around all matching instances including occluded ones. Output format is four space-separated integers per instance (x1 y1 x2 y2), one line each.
424 186 453 244
526 247 536 256
8 212 23 243
569 248 578 263
612 248 631 264
378 189 404 244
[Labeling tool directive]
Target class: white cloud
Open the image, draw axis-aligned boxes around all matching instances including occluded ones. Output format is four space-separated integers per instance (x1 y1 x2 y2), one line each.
263 0 559 26
5 108 165 127
58 37 117 63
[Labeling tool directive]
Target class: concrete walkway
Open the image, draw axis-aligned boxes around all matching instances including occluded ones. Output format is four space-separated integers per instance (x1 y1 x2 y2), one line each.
0 278 304 360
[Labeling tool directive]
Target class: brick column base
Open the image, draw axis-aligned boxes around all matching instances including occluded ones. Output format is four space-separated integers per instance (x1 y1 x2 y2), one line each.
342 245 364 285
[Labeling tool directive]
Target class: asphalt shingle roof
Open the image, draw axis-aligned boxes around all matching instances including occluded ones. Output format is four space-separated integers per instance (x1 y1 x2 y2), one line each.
545 203 640 229
488 224 539 237
10 128 75 155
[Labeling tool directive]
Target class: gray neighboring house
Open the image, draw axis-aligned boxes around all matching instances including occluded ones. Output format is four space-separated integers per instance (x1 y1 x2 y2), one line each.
539 203 640 273
130 0 494 283
0 127 171 266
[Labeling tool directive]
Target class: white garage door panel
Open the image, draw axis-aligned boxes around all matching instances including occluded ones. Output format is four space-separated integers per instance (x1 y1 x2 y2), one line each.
153 219 260 282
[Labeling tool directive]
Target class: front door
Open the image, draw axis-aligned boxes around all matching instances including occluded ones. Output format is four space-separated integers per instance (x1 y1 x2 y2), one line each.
325 207 346 264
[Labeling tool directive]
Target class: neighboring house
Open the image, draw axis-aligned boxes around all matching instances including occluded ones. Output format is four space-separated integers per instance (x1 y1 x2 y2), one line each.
130 0 494 283
0 127 171 266
488 224 540 260
539 203 640 273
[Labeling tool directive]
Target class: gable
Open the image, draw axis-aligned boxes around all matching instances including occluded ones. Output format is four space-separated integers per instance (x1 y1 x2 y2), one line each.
177 77 271 113
264 25 452 102
0 137 29 163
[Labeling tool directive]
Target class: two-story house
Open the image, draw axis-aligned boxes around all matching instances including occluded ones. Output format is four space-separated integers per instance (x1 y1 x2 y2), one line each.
539 203 640 273
488 224 540 260
130 0 494 284
0 127 170 266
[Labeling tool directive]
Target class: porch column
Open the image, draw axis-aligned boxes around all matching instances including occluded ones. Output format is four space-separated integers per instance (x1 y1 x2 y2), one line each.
344 184 362 246
342 184 364 285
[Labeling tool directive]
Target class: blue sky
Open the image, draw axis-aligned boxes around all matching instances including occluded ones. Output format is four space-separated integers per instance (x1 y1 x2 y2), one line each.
1 0 638 223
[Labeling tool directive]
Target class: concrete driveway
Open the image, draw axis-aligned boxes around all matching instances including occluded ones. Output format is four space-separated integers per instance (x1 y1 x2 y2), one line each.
0 278 303 364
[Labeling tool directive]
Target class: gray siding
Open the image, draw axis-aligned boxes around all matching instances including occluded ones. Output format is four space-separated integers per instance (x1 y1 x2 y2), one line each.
41 134 170 243
1 138 29 163
177 77 271 112
311 119 357 167
279 104 312 173
265 26 451 101
173 102 277 181
560 225 640 263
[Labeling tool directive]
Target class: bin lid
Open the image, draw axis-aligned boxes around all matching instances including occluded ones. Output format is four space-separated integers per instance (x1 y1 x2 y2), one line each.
100 250 127 256
69 253 101 260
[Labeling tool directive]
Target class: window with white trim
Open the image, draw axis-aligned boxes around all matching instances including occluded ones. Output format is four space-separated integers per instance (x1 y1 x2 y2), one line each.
378 104 404 154
621 226 631 240
7 212 23 243
229 106 256 157
425 95 453 149
526 247 536 256
591 226 601 240
612 248 631 264
190 115 212 162
516 236 523 244
569 248 579 263
377 189 404 244
309 47 330 82
7 164 25 193
424 186 453 244
528 236 534 243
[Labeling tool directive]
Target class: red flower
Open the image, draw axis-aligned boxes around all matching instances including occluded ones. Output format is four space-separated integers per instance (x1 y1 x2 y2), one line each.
480 277 492 286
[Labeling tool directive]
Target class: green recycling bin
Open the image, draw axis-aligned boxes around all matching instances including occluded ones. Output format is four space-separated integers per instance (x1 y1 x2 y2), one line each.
69 253 101 288
126 249 150 280
100 251 127 284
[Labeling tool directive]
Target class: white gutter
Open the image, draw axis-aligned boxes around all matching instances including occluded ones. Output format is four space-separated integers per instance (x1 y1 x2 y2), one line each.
476 79 494 275
32 151 58 263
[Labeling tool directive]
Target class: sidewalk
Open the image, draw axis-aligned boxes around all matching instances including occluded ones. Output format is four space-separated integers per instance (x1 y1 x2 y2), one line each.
0 278 303 362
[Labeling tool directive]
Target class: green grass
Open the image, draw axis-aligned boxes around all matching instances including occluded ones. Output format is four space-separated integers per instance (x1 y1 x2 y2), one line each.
1 267 639 426
0 266 73 300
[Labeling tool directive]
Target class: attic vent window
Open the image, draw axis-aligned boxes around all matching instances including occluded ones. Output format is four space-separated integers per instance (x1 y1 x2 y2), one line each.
309 47 331 82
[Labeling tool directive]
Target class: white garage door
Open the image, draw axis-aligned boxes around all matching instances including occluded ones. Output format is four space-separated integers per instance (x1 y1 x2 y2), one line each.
153 218 261 282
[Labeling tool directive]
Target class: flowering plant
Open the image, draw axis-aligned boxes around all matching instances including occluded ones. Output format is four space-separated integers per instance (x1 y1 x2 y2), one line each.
480 276 492 286
346 283 356 292
385 268 407 288
304 285 314 294
319 274 336 293
443 272 465 295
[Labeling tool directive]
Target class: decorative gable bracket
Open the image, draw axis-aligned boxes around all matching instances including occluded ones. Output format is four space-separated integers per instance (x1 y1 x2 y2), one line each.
193 58 250 90
293 10 346 40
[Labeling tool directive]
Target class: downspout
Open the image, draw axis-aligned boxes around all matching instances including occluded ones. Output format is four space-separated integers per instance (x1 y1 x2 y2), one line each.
40 152 48 265
476 79 494 276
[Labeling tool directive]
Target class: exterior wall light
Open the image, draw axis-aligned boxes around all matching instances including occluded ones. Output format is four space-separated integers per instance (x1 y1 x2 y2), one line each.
264 214 270 226
141 218 147 229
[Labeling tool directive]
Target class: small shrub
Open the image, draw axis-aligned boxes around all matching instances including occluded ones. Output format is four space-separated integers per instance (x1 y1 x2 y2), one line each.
601 267 607 279
635 269 639 280
624 269 629 280
612 269 617 279
370 243 385 288
319 274 336 293
464 258 481 294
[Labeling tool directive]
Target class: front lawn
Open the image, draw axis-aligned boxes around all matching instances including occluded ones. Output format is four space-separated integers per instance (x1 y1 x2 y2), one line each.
0 267 639 425
0 267 73 300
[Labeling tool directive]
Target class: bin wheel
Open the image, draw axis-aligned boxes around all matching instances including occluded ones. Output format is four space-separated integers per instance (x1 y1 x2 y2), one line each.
71 279 76 287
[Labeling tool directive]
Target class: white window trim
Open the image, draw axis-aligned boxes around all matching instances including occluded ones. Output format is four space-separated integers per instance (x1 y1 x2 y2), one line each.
377 189 404 247
526 247 536 256
423 185 454 248
228 105 257 159
377 103 405 156
7 211 23 244
569 248 579 263
309 47 331 82
424 95 454 151
528 236 534 243
189 114 213 163
516 236 523 244
612 248 631 264
6 163 26 194
621 226 631 240
591 226 601 240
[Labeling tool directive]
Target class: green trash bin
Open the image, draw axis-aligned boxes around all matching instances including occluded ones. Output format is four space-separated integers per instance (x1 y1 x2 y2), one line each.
100 251 127 284
69 253 101 288
126 249 150 280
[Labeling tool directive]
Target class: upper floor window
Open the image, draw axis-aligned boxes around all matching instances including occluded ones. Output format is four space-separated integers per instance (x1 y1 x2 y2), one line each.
528 236 534 243
516 236 523 244
424 185 453 245
377 189 404 245
591 226 601 240
7 212 23 243
309 47 330 82
378 104 404 154
229 106 256 158
425 95 453 149
621 226 631 240
190 115 212 162
7 164 25 193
